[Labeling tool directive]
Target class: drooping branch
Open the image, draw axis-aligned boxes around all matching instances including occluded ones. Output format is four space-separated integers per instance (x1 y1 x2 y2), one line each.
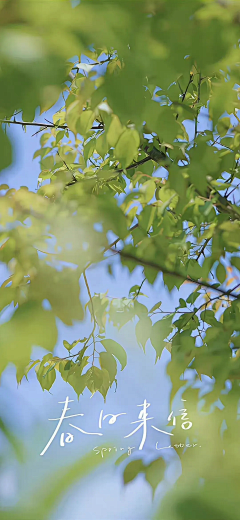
112 248 240 300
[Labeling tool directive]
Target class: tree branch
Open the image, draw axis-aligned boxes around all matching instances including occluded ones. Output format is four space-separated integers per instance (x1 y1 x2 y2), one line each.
71 56 114 70
176 73 194 121
0 118 103 132
182 73 194 103
111 248 240 300
65 156 152 187
196 237 211 261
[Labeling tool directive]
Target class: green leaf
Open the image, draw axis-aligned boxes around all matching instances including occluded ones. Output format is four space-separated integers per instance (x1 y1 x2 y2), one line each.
144 266 158 284
84 137 96 161
64 360 72 371
59 360 74 382
149 301 162 313
68 370 89 398
99 351 117 385
174 312 194 331
77 346 88 363
86 366 104 395
138 205 156 233
134 300 148 318
40 133 51 147
150 315 173 359
186 292 201 305
55 130 66 145
40 353 53 366
155 106 180 143
16 359 40 384
179 298 187 308
123 459 145 485
129 285 141 294
135 316 152 351
40 154 54 171
216 262 226 284
107 115 124 147
96 133 108 158
101 339 127 371
163 273 183 292
115 128 140 168
63 340 72 351
36 364 56 391
0 127 12 172
98 368 110 401
200 310 221 328
144 457 166 497
187 259 203 280
66 99 82 134
217 116 231 137
139 180 156 204
0 285 15 312
210 80 237 126
0 301 58 376
76 110 95 137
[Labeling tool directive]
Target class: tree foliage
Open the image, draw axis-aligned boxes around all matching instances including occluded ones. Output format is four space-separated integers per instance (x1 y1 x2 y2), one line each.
1 0 240 517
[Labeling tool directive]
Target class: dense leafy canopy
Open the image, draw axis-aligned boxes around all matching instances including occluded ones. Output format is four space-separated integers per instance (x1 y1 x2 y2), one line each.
1 0 240 518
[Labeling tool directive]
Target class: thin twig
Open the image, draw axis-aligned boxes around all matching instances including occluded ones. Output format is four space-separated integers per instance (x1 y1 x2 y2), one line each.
226 182 240 198
182 73 194 103
169 294 225 343
57 150 76 184
57 151 72 172
134 277 147 300
71 56 114 70
196 237 211 261
176 73 194 121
